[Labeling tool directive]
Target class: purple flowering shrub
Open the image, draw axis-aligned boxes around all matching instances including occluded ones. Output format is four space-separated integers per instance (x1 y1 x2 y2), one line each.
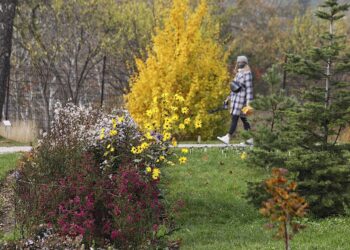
15 103 168 248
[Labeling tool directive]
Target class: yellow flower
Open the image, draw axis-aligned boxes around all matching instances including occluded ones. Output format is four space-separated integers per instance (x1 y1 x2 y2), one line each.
241 152 248 160
112 118 117 128
145 132 153 140
179 123 185 130
109 130 118 136
141 142 149 150
152 168 161 180
153 168 161 175
171 114 179 121
146 166 152 173
175 94 185 102
163 122 172 130
195 120 202 129
100 128 105 140
181 107 189 114
145 123 153 131
137 146 144 154
117 116 125 123
159 156 165 161
146 110 153 117
172 138 178 147
107 144 111 149
163 132 171 141
131 147 138 154
184 118 191 125
171 106 178 111
179 156 187 164
110 147 115 152
181 148 189 154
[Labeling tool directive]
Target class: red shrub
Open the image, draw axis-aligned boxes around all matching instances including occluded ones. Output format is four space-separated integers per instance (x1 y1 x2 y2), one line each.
16 153 163 248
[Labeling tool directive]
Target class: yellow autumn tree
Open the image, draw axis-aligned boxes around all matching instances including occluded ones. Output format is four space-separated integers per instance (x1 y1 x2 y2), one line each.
125 0 229 139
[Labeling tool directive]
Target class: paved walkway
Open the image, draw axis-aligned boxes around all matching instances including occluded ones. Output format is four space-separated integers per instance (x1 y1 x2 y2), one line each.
0 146 32 154
0 144 250 154
176 143 251 148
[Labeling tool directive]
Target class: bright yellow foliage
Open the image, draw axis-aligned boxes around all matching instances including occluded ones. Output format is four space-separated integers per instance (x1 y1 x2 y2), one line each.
125 0 229 139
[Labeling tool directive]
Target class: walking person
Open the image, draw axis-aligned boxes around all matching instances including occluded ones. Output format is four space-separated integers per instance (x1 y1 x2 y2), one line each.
217 55 254 144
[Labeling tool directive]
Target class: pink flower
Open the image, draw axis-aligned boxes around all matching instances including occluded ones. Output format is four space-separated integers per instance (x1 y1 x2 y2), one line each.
58 204 66 213
73 196 81 205
75 225 86 236
84 219 95 230
113 206 121 216
111 230 121 240
103 222 111 233
74 210 86 218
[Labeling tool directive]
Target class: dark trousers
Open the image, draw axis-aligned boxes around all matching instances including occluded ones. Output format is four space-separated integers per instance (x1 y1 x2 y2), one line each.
229 115 251 135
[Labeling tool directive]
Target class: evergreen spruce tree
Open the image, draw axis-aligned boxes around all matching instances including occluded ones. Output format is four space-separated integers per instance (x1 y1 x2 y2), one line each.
247 65 298 170
248 0 350 217
245 65 298 209
283 0 350 217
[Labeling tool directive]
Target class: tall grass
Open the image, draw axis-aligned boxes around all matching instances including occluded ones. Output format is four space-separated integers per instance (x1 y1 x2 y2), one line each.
0 120 37 144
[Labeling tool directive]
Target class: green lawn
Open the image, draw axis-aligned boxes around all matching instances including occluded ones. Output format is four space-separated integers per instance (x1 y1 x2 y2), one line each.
1 150 350 249
162 148 350 250
0 153 20 181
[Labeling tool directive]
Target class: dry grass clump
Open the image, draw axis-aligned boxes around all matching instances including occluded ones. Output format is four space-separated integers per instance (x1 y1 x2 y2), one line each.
339 127 350 143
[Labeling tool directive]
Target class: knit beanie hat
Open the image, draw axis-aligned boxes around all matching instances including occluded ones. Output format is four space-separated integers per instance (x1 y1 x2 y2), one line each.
237 55 248 64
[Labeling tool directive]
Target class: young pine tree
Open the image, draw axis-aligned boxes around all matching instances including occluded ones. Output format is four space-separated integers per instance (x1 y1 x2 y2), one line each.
247 65 298 170
125 0 229 139
282 0 350 217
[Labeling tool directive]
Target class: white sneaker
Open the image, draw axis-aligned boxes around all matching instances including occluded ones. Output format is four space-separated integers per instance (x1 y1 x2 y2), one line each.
246 138 254 145
217 134 230 144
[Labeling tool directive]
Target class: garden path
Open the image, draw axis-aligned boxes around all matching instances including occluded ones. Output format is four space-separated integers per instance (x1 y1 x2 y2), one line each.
0 144 250 154
176 143 250 148
0 146 32 154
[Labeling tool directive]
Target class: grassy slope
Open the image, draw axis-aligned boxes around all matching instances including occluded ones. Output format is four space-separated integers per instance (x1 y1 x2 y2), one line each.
162 148 350 250
0 153 20 181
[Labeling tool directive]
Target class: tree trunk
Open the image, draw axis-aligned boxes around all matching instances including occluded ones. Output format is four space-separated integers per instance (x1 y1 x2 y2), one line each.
282 55 288 91
325 20 333 109
0 0 17 120
284 218 290 250
323 18 334 143
5 72 10 120
101 55 107 108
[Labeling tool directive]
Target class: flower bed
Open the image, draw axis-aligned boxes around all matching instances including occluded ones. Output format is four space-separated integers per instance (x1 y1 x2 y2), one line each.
14 103 175 248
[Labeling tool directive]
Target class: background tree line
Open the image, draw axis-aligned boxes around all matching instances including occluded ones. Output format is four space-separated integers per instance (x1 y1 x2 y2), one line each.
0 0 349 131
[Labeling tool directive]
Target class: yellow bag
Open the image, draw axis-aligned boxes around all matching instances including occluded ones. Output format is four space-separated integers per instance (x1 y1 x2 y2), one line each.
242 105 254 116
